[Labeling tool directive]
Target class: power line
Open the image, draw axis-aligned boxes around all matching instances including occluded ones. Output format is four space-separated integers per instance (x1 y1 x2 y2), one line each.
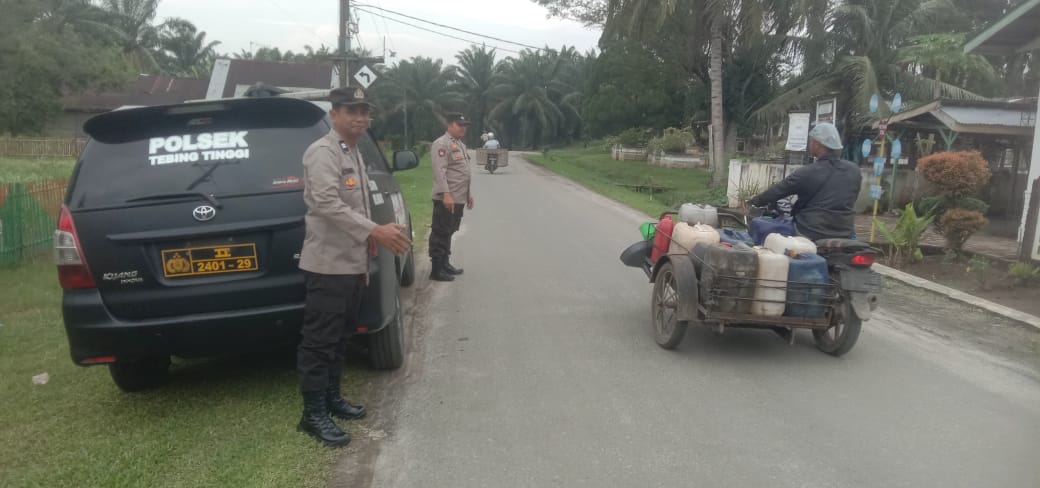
261 0 333 48
354 7 526 55
354 4 544 51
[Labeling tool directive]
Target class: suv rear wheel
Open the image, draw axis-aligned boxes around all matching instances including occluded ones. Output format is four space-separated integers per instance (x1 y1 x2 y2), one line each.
368 292 405 369
400 251 416 287
109 356 171 392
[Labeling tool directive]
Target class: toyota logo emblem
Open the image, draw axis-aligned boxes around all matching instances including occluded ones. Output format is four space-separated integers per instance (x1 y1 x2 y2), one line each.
192 205 217 222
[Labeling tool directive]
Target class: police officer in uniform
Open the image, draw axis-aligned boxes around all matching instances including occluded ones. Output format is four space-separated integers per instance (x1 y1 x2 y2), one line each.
429 113 474 282
297 87 411 447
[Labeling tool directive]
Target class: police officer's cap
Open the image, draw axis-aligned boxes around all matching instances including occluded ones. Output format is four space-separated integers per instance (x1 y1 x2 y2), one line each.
445 112 472 126
329 87 373 109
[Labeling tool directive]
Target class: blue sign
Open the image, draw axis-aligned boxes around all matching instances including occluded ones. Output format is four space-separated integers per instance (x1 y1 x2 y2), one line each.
862 139 873 158
870 184 883 200
869 94 879 113
891 93 903 113
873 157 885 176
891 139 902 160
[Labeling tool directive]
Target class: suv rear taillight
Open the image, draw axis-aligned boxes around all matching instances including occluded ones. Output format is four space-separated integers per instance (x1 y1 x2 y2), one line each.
54 206 96 289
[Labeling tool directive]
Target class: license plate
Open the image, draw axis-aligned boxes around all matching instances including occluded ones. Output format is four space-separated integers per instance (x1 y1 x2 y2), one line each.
840 270 881 292
161 243 259 278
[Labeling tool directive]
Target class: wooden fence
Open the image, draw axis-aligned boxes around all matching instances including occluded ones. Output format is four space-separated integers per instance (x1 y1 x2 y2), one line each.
0 138 85 158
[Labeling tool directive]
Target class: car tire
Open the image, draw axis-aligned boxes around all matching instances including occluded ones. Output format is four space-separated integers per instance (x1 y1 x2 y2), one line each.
400 250 415 288
108 355 171 392
369 292 405 369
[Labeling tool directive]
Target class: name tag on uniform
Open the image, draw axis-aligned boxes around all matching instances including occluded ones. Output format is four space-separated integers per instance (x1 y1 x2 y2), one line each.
372 194 385 206
368 180 379 192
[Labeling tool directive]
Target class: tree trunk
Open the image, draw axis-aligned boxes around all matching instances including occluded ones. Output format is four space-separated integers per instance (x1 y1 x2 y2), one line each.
709 20 725 187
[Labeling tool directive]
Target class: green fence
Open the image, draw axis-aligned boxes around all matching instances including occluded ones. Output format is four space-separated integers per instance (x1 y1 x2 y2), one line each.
0 179 67 266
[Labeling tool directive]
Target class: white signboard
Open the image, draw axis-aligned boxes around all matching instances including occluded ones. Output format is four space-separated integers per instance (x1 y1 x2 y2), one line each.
785 112 811 151
815 98 837 124
354 65 377 89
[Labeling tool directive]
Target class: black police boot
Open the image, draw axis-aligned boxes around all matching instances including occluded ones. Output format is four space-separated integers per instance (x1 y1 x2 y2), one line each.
326 385 366 420
430 258 455 282
443 259 464 275
297 391 351 447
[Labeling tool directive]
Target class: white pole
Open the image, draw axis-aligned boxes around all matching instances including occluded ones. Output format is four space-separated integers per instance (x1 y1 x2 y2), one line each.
1019 84 1040 257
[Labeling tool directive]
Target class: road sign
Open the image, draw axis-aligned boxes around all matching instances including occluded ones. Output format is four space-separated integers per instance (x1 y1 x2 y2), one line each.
869 94 879 113
870 184 883 200
873 157 885 176
891 93 903 113
878 119 889 137
891 139 902 160
862 139 872 158
354 65 377 89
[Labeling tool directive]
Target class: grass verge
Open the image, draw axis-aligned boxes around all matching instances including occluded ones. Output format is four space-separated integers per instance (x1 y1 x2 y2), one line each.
526 146 721 217
0 258 357 487
393 153 435 253
0 158 75 182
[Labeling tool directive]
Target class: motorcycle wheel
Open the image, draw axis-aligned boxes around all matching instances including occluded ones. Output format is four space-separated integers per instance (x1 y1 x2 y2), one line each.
813 296 862 356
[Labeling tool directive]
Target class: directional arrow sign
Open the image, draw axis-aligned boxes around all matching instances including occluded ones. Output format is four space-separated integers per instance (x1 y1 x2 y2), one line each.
354 65 377 89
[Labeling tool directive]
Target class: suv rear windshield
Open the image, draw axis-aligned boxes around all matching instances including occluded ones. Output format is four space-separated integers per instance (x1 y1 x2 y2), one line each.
69 98 329 210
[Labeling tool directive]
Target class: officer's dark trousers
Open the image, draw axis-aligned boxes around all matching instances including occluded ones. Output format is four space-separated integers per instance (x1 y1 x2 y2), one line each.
429 200 465 258
298 271 365 392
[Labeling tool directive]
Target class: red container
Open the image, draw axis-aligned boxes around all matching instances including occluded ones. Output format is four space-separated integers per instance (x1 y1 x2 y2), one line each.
651 215 674 263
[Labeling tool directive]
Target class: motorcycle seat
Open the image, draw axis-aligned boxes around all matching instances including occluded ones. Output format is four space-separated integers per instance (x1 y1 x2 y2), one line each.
815 238 873 252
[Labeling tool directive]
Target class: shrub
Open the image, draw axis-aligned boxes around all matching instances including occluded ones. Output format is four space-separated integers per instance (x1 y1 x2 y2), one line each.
607 127 652 147
875 203 934 267
1008 262 1040 286
647 127 693 155
939 208 988 254
966 254 992 291
916 150 991 194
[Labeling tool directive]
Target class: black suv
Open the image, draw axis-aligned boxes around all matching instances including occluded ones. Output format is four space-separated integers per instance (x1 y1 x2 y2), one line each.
54 96 418 391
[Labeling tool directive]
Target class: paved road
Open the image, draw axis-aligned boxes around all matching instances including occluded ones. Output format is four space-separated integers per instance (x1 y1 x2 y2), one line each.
350 157 1040 487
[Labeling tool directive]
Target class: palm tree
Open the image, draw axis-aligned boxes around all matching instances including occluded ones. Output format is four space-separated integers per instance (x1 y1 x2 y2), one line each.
489 50 571 149
376 57 463 148
755 0 992 129
157 18 221 77
454 45 500 144
98 0 162 73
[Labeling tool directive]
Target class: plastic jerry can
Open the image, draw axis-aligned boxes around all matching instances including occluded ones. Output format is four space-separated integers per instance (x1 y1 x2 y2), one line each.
750 216 796 245
651 215 674 263
679 203 719 227
700 244 757 314
784 253 830 318
764 234 817 256
669 222 720 256
720 228 754 247
751 248 788 316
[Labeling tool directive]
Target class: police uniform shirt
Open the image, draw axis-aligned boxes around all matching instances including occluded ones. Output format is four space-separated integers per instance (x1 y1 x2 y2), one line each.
300 130 376 275
430 133 471 202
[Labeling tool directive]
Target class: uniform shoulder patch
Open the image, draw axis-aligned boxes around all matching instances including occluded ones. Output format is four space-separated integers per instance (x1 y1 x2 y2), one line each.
438 148 446 157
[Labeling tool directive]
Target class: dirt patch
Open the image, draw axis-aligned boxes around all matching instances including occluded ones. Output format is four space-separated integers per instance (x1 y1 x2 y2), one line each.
883 253 1040 318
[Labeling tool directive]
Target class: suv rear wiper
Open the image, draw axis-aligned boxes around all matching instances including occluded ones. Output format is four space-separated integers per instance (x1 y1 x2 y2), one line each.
124 192 222 208
186 159 241 192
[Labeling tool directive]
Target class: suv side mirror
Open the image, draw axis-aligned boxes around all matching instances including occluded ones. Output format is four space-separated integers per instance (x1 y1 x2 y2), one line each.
392 150 419 172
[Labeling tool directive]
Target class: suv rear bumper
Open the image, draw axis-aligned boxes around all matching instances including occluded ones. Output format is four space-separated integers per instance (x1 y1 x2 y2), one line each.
62 271 395 365
62 288 307 364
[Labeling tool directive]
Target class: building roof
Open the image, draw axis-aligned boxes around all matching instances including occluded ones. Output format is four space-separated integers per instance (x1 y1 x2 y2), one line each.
964 0 1040 55
205 59 337 99
63 75 210 112
883 99 1036 136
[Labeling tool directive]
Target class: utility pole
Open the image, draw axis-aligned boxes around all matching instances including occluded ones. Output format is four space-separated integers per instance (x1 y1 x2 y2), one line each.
338 0 350 87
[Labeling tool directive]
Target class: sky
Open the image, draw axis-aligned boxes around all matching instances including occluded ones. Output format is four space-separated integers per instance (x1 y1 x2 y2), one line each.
155 0 602 65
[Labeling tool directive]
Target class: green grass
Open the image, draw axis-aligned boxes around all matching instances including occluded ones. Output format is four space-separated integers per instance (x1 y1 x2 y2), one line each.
527 146 721 217
0 158 76 182
0 258 379 487
393 153 435 252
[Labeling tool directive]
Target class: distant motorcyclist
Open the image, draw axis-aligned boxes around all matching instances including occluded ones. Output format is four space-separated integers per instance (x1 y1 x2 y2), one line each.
483 132 500 149
749 122 862 241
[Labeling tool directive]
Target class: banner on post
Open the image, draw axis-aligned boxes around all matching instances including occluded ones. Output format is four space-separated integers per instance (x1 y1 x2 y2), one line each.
785 112 811 151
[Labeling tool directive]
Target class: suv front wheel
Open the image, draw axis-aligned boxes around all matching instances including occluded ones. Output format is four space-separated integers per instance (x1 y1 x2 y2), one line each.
109 356 171 392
